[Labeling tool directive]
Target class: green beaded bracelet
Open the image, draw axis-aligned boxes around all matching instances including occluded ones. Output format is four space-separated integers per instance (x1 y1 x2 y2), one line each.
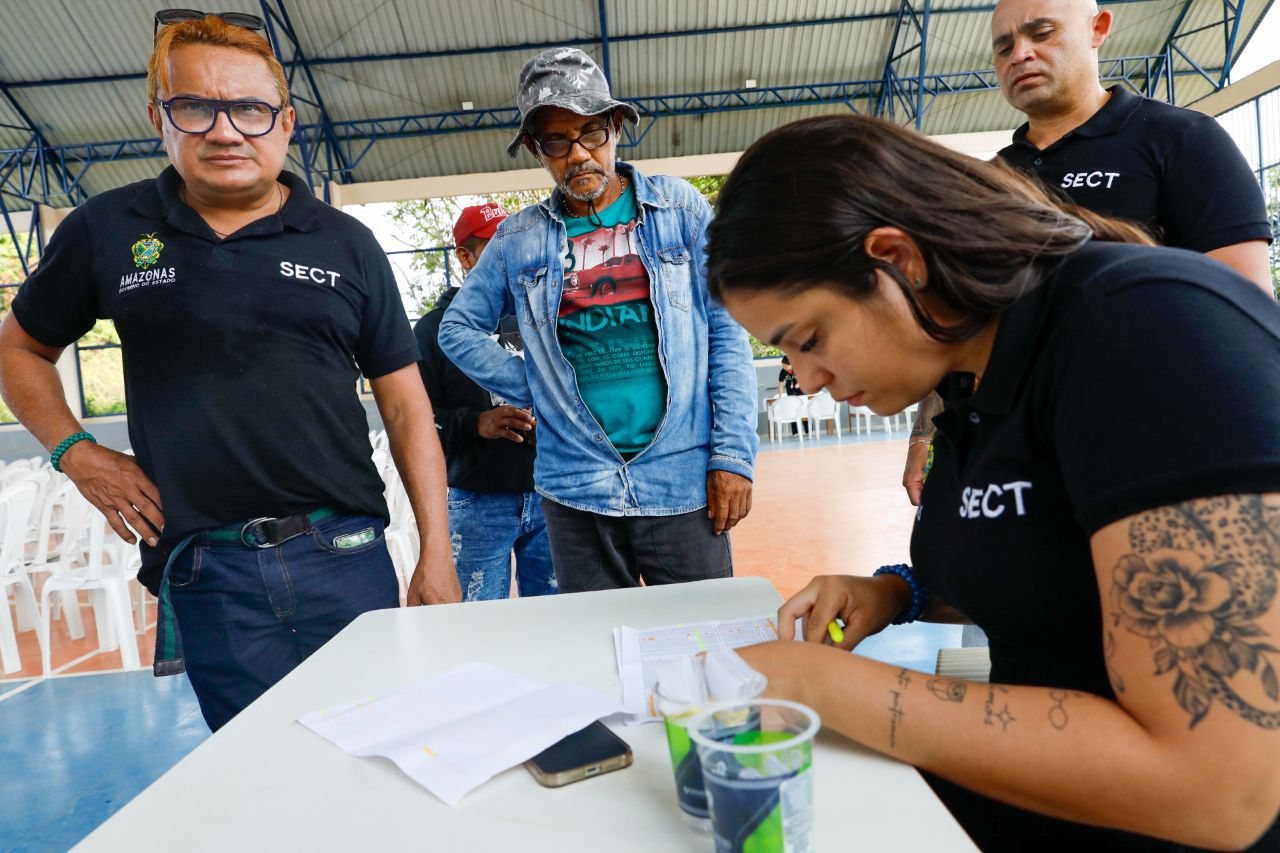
50 431 97 473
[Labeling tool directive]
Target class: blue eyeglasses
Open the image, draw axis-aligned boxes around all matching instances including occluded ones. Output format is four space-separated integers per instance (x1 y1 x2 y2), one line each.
158 96 282 137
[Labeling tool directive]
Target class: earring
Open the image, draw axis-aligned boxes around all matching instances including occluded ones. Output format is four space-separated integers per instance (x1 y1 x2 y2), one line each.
912 277 925 291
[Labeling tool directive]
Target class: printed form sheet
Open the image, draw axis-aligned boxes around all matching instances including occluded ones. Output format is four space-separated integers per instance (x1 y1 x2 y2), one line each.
613 614 779 723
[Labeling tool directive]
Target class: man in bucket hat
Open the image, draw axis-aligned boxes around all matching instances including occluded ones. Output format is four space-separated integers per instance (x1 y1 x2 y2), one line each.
439 48 759 592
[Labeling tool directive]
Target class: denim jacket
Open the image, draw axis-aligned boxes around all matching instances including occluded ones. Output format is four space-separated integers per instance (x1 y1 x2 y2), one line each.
438 163 759 516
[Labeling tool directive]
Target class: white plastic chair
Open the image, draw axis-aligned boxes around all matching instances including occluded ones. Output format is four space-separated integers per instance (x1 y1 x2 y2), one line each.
9 469 54 629
902 402 920 431
0 480 42 674
102 532 147 633
39 504 141 675
806 390 842 439
376 458 414 605
24 477 89 641
770 395 807 442
849 405 898 434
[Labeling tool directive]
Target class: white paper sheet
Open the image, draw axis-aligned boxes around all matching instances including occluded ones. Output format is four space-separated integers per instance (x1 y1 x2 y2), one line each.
297 662 625 806
613 614 780 723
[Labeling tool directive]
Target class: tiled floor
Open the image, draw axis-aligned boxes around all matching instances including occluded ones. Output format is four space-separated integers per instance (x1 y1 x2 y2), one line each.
2 430 953 850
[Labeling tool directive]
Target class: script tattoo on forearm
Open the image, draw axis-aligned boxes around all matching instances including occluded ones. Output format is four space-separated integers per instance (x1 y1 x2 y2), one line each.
984 684 1015 731
1114 496 1280 729
897 668 912 689
927 678 967 703
888 690 906 749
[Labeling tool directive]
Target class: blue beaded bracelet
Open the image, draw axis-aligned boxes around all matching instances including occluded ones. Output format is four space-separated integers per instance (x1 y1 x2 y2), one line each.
50 431 96 473
873 563 929 624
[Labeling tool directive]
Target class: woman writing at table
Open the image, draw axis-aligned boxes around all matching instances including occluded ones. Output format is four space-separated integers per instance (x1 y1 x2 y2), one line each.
712 115 1280 851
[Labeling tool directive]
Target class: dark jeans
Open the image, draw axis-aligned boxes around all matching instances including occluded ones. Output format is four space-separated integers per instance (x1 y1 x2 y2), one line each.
447 487 557 600
168 513 399 731
540 499 733 592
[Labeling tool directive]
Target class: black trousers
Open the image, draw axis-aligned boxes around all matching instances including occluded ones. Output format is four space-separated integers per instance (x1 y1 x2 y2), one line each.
540 499 733 592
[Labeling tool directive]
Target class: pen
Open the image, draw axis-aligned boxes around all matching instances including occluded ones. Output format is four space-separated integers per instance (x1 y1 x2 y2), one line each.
827 618 845 644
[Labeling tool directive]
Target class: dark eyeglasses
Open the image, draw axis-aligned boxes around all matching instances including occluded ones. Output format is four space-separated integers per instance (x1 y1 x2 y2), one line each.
158 96 281 137
534 125 611 159
153 9 266 41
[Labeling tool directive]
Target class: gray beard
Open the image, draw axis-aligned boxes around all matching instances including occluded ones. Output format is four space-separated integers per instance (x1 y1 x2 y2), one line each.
562 169 612 204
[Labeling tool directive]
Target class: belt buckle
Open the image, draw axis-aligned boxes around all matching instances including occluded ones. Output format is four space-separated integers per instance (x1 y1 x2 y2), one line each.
240 517 276 549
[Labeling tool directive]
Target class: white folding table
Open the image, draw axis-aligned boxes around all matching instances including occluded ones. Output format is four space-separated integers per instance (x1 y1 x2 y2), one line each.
78 576 976 851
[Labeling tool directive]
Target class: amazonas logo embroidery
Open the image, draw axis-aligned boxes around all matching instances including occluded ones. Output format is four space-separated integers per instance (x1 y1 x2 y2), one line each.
131 233 164 270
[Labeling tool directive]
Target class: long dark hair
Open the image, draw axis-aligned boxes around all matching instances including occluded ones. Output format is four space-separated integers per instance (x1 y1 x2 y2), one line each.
706 115 1155 342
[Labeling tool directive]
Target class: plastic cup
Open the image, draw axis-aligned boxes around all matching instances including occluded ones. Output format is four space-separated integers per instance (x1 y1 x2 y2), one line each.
654 682 715 832
688 699 820 853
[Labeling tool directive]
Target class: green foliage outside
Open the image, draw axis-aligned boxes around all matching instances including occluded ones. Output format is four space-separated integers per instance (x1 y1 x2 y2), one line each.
0 235 23 422
80 320 126 416
389 189 546 315
0 234 25 286
388 172 780 356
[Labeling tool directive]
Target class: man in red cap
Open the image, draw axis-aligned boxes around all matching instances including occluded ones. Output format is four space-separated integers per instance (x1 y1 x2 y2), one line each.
413 203 557 601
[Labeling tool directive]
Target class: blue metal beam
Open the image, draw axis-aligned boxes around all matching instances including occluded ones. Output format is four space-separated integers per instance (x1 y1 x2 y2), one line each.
598 0 613 87
0 81 83 208
877 0 933 128
0 53 1227 204
1219 0 1247 86
260 0 354 190
1146 0 1196 98
0 0 1165 91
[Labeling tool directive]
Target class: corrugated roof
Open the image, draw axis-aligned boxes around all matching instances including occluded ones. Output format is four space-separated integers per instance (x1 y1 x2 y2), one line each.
0 0 1271 201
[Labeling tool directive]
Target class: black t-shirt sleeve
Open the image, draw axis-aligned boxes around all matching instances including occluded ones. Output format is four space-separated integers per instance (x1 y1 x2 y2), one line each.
1157 114 1273 252
353 236 419 379
1051 274 1280 534
10 207 99 347
413 311 480 455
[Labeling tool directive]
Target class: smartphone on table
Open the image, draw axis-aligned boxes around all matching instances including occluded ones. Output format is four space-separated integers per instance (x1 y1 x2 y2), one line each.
525 721 633 787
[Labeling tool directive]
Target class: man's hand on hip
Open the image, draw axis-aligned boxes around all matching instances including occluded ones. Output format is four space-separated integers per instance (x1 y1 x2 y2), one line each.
477 405 536 443
60 442 164 546
707 470 753 535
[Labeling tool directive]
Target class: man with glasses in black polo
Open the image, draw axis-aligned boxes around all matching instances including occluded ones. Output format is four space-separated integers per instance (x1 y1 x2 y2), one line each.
0 11 458 731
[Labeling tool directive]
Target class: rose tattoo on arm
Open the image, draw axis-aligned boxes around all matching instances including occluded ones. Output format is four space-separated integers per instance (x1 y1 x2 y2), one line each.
1114 495 1280 729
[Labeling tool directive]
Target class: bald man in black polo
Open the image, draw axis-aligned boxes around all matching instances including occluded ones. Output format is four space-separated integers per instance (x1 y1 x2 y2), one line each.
903 0 1274 505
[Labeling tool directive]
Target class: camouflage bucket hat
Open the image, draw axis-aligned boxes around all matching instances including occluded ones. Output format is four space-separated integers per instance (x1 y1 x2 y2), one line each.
507 47 639 158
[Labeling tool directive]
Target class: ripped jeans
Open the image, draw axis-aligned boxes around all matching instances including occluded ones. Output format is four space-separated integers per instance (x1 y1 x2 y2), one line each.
446 487 557 601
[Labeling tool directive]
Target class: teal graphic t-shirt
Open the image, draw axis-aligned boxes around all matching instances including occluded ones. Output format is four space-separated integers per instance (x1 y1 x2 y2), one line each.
559 185 667 455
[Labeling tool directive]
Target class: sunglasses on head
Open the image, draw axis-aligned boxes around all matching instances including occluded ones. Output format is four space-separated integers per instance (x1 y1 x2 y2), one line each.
153 8 266 41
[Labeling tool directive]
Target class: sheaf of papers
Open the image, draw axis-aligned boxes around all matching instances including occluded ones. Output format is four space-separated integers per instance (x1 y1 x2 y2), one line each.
613 614 780 724
297 662 625 806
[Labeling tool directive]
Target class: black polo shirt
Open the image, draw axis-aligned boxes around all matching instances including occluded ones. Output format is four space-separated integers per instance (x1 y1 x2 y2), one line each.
999 85 1272 253
12 167 418 592
911 240 1280 851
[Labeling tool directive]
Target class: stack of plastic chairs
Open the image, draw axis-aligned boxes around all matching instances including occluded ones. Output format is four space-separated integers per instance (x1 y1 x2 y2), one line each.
24 476 91 643
0 480 41 674
38 497 141 675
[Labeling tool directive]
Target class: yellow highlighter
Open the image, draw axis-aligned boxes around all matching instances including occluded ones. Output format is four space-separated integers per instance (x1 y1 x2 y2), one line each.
827 618 845 644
